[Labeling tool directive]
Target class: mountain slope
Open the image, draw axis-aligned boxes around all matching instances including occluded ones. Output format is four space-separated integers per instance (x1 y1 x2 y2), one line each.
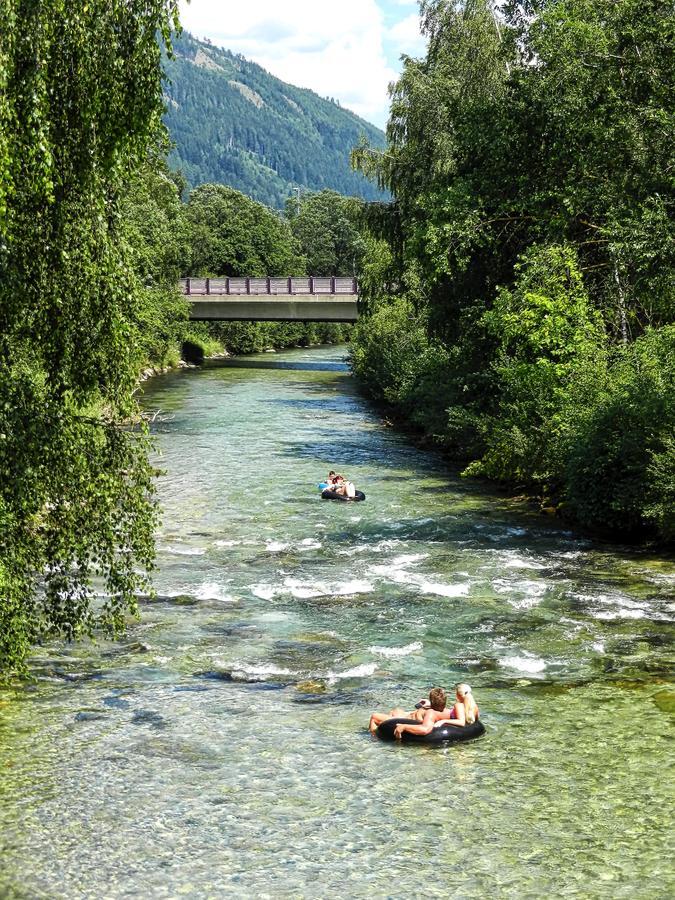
163 32 388 208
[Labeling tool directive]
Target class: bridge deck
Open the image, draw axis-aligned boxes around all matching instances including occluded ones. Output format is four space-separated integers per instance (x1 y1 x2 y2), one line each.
181 277 359 322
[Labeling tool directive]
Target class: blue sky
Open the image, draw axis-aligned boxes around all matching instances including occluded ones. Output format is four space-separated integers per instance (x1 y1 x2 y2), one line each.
178 1 427 128
380 0 427 68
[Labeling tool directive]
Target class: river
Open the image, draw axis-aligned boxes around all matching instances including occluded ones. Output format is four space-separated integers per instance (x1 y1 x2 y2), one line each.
1 345 673 899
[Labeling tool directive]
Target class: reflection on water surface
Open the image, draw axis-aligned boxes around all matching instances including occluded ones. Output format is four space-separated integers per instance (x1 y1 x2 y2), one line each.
1 346 673 899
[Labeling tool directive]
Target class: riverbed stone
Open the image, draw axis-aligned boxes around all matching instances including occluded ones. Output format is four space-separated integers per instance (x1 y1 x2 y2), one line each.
652 690 675 713
295 680 327 694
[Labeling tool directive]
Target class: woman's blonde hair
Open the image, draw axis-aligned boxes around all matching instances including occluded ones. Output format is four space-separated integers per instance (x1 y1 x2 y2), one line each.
456 683 478 724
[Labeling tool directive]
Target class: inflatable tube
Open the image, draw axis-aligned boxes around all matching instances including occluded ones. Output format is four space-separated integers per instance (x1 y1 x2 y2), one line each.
376 717 485 745
321 489 366 502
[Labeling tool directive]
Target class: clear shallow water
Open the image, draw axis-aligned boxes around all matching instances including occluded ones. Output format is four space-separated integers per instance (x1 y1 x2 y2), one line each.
1 345 673 899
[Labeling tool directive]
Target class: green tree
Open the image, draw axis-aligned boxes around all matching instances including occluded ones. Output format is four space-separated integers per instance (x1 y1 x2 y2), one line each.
565 326 675 537
0 1 179 678
286 190 366 276
122 156 191 366
350 0 674 541
185 183 305 276
123 157 192 285
469 245 607 487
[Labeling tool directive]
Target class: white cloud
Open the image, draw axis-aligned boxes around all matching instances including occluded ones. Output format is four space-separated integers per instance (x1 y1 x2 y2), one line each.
387 12 426 57
178 0 400 127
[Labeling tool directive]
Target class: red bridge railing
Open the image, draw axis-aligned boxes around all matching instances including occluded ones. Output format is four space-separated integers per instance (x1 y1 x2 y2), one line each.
180 277 358 297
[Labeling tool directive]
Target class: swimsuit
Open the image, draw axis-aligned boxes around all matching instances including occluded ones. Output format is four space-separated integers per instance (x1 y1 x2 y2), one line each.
447 705 479 721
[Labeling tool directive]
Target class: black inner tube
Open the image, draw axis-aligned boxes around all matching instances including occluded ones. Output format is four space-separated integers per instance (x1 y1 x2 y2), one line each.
376 717 485 744
321 489 366 502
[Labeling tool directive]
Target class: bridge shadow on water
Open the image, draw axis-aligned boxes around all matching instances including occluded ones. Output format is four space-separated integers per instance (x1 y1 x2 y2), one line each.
205 358 349 372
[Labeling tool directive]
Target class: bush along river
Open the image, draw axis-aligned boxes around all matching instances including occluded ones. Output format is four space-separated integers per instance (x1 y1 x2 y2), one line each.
1 345 673 899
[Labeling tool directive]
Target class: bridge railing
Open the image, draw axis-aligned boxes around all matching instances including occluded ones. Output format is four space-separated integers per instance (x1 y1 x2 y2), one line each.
180 276 358 297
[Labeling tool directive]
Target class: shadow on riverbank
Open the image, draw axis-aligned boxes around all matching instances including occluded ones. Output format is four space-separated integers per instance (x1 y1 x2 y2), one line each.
204 358 349 372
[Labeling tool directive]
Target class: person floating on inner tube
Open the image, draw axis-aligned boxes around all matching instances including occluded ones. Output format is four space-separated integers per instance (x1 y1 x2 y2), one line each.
393 683 479 740
327 470 356 500
368 687 451 735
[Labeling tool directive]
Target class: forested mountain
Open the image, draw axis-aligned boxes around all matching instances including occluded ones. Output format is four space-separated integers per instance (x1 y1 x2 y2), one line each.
163 32 388 208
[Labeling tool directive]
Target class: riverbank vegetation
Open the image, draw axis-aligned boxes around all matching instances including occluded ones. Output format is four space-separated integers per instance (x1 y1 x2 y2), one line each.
351 0 674 543
0 1 181 677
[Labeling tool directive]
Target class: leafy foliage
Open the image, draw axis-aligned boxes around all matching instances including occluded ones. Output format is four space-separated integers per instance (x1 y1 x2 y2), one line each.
351 297 451 436
472 244 607 487
565 326 675 536
122 157 191 366
286 190 366 277
185 183 304 277
163 32 388 209
0 1 179 677
351 0 674 541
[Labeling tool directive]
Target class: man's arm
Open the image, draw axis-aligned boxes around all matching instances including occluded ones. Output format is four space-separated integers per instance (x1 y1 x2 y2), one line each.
394 709 438 738
434 705 466 728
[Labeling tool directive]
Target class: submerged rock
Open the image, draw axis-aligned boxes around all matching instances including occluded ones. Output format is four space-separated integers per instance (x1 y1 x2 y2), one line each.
140 592 200 606
103 695 132 709
652 690 675 714
131 709 167 729
74 710 108 722
295 680 327 694
57 669 104 683
162 594 201 606
194 670 235 682
126 641 152 653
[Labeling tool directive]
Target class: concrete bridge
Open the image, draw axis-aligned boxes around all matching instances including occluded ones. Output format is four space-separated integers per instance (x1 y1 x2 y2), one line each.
181 277 358 322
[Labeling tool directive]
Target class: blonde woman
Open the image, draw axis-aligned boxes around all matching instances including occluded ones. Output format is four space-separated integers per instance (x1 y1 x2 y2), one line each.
393 683 479 739
443 683 479 726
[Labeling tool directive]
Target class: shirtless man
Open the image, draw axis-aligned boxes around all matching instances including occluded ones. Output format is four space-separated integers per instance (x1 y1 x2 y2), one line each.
368 687 449 735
